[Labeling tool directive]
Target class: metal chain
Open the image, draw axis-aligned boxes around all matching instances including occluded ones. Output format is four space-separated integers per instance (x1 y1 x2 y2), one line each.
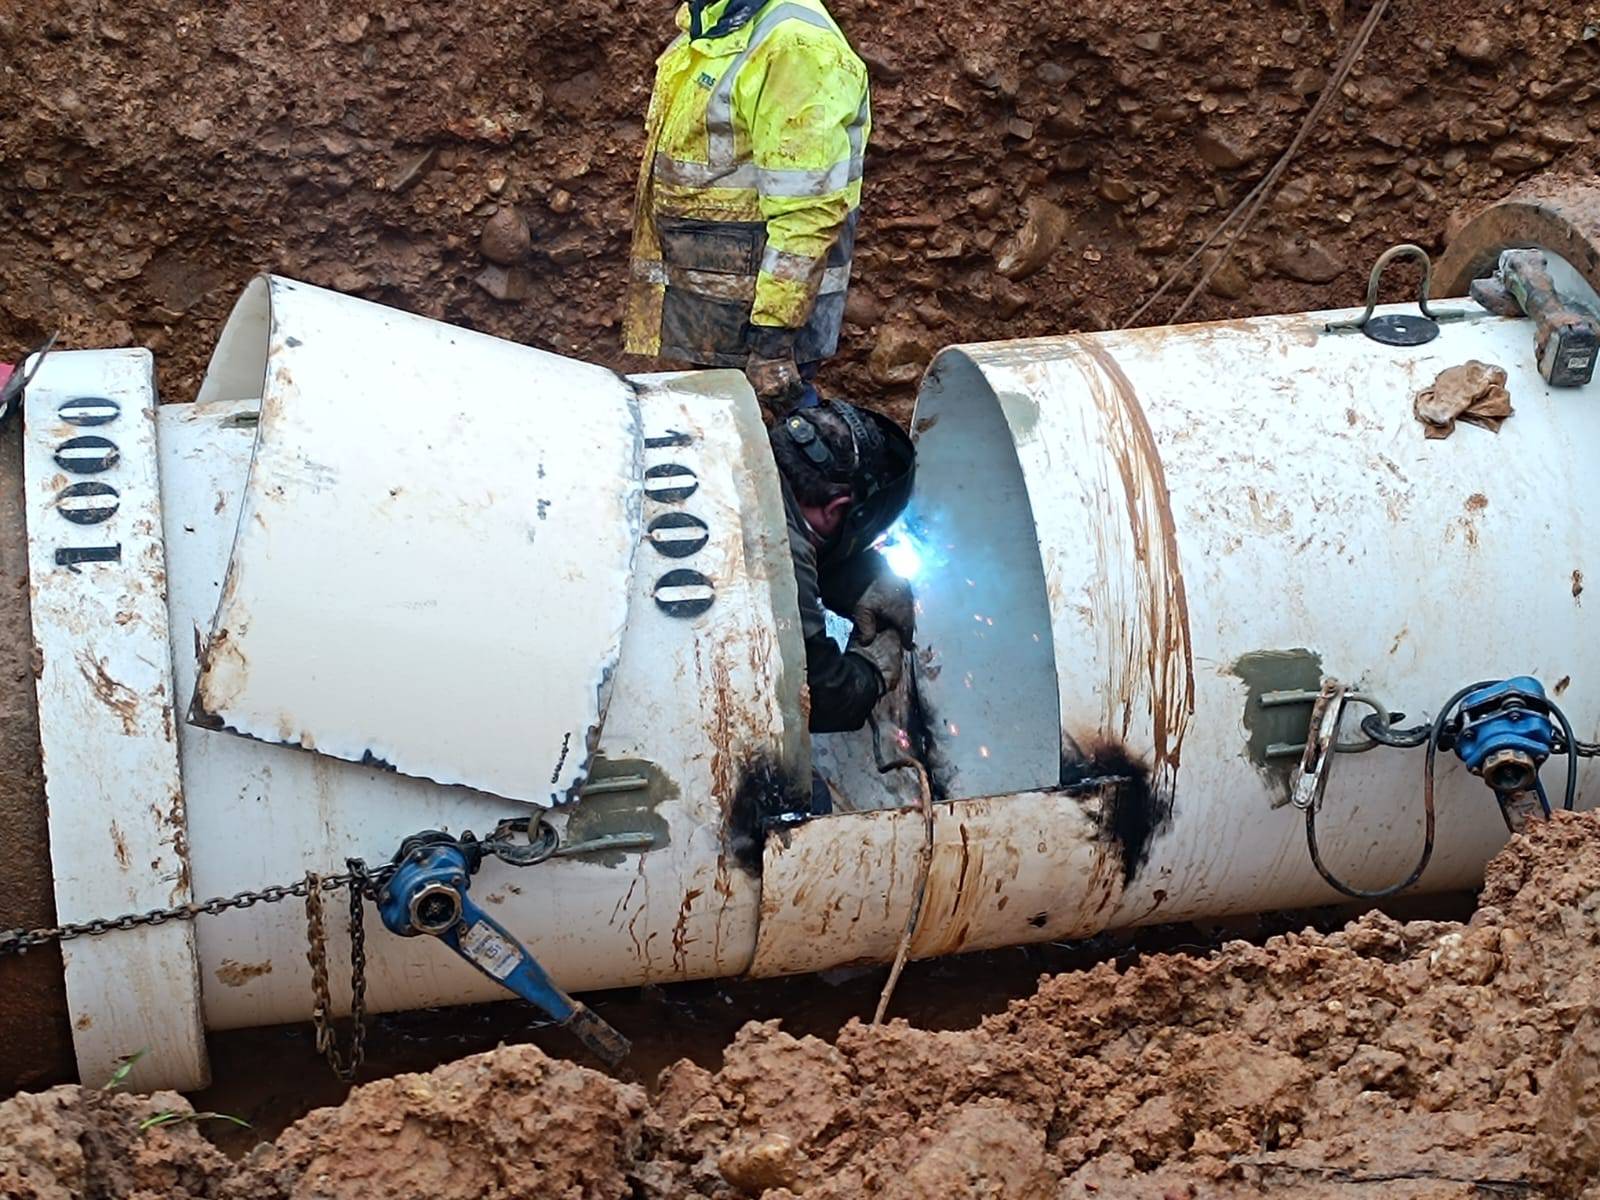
305 859 373 1082
0 816 555 957
0 821 556 1083
0 865 392 958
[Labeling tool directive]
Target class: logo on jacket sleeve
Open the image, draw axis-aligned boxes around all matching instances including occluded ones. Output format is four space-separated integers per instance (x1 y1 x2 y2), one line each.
696 71 716 89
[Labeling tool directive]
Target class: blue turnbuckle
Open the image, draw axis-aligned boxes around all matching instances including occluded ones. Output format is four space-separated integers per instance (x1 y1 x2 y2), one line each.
376 832 631 1066
1453 676 1556 809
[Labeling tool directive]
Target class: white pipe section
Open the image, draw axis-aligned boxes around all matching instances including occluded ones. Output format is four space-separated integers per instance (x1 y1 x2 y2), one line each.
908 300 1599 931
19 277 1600 1090
155 332 807 1035
21 351 206 1092
189 277 645 805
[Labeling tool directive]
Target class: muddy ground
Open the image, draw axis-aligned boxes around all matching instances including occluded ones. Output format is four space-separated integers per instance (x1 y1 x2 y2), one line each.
3 812 1599 1198
4 0 1600 422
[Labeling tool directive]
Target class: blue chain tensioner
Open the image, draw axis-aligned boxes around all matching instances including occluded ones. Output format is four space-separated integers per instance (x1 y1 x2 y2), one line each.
376 830 631 1066
1452 676 1557 824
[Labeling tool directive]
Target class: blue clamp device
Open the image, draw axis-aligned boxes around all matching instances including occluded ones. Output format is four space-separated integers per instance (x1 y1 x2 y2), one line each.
376 832 631 1066
1453 676 1556 799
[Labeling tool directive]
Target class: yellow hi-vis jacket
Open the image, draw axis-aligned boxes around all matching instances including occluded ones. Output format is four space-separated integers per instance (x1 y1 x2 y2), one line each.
623 0 870 367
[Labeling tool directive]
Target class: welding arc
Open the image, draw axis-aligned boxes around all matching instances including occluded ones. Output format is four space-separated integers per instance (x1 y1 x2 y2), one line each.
1122 0 1392 330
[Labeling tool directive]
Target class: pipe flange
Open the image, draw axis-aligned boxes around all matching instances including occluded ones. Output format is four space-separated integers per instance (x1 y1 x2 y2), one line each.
1436 180 1600 299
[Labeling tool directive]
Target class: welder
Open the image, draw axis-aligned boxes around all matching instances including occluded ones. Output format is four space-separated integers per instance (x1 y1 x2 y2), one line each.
771 400 914 734
623 0 870 416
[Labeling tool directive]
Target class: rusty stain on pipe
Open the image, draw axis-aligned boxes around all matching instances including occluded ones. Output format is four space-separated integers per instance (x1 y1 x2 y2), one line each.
1068 341 1196 802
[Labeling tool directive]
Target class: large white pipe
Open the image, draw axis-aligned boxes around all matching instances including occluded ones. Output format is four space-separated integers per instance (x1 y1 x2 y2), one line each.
15 276 1597 1091
906 297 1600 933
24 278 809 1090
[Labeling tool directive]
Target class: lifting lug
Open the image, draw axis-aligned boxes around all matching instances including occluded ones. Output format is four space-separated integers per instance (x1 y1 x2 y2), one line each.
1325 245 1465 346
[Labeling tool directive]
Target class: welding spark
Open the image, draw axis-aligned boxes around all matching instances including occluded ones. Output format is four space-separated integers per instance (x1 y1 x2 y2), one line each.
876 514 950 584
876 519 926 580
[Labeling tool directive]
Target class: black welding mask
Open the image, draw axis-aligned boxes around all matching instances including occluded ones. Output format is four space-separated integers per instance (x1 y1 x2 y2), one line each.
783 401 915 567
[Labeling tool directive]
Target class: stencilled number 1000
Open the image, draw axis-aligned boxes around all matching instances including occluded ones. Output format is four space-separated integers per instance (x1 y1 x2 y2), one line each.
51 396 124 567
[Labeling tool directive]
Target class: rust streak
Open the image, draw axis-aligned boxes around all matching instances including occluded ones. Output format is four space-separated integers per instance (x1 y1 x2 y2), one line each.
76 651 141 736
215 958 274 987
1071 341 1196 795
109 820 131 869
670 887 703 975
952 824 972 919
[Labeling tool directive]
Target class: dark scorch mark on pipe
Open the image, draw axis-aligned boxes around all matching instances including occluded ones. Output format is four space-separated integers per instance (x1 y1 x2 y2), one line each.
1062 742 1169 885
727 756 812 875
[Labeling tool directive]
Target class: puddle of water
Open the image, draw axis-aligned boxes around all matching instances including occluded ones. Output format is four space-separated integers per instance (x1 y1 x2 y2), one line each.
189 891 1476 1156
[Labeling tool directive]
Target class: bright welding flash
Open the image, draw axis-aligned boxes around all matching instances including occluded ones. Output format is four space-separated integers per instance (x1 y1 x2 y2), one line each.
876 519 925 580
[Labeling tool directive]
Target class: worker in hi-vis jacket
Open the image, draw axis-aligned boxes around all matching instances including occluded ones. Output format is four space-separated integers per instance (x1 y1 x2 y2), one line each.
624 0 869 417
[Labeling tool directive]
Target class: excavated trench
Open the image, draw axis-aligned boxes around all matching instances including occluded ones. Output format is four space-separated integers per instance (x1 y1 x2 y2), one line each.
187 895 1474 1156
5 0 1600 1194
2 819 1598 1198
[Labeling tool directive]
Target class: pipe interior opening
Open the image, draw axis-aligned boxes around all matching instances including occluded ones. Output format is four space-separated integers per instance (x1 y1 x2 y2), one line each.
905 349 1060 798
194 275 272 406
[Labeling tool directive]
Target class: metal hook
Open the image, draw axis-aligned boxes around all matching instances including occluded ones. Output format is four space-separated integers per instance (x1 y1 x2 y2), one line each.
1326 244 1457 346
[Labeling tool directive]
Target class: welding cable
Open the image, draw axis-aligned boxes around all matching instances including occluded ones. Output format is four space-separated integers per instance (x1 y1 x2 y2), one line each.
868 712 935 1026
1306 680 1492 899
1122 0 1392 329
1545 698 1581 812
1358 711 1432 749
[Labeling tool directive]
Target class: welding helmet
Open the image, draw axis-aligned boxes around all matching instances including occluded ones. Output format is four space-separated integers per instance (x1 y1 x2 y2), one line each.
783 401 915 566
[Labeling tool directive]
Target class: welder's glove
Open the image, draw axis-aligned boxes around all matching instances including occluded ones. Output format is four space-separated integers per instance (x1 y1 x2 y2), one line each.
848 624 905 694
745 350 805 412
853 574 916 646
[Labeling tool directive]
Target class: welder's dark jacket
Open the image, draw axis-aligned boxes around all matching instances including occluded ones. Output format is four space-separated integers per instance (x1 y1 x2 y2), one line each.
781 475 890 733
623 0 869 367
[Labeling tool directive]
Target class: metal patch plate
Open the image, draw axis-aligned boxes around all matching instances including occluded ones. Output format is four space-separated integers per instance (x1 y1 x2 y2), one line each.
192 277 643 804
748 786 1120 977
23 350 207 1090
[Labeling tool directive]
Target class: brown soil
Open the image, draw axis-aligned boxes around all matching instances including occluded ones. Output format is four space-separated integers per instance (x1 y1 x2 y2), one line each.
4 0 1599 425
5 812 1600 1198
0 426 72 1092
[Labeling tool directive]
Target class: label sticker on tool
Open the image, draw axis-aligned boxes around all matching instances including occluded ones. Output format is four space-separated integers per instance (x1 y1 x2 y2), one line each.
460 920 523 980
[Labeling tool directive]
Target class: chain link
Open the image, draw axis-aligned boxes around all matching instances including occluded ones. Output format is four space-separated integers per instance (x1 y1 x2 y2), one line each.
0 821 562 1082
305 860 373 1082
0 866 392 958
0 859 400 1082
0 819 565 957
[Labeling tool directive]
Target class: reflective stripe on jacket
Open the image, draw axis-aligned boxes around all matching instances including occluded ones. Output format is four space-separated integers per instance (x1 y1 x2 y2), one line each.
623 0 870 367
